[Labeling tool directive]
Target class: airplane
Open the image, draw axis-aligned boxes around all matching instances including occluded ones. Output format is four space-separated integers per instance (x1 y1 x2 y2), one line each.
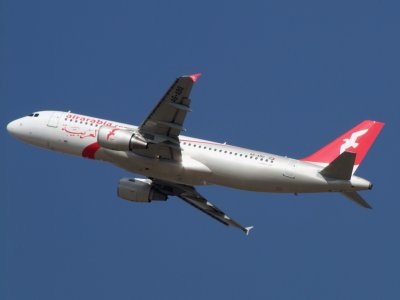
6 73 384 234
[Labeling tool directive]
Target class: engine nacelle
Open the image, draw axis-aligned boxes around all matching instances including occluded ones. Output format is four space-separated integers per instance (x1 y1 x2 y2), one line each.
98 126 147 151
117 178 167 202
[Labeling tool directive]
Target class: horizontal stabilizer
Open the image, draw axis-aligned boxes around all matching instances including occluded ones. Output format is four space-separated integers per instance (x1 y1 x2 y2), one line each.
341 191 372 209
320 152 356 180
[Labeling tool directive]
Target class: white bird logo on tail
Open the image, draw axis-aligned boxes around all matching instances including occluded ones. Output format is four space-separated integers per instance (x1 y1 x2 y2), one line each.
340 129 368 154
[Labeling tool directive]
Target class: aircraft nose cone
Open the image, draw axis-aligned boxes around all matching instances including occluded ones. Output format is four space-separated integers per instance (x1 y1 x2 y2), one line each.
7 119 23 137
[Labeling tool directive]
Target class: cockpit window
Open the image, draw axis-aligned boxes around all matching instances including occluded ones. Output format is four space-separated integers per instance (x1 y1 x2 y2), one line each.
34 113 39 117
28 113 34 117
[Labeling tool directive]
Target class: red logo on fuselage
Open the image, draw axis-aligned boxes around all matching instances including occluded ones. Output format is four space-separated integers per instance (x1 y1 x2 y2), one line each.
106 128 119 140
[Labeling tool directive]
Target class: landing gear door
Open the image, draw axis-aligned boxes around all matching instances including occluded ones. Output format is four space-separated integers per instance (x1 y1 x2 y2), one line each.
283 158 296 179
47 112 63 128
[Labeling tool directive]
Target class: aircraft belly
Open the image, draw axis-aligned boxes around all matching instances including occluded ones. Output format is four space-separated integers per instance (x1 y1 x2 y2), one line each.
195 154 287 192
193 155 354 193
101 150 211 186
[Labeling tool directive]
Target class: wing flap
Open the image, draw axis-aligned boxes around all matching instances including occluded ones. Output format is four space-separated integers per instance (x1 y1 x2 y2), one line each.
169 102 192 112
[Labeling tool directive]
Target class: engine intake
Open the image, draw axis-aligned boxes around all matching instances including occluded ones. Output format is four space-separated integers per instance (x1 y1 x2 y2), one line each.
98 126 147 151
117 178 167 202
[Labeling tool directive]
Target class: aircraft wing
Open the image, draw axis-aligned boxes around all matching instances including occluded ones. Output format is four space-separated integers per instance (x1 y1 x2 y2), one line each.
152 180 253 235
133 74 201 161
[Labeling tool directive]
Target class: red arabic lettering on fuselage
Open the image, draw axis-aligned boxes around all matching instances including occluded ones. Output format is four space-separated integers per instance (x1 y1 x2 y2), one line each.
62 127 97 139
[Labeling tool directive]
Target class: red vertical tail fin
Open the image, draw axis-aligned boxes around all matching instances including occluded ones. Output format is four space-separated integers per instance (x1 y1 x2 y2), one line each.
301 120 384 170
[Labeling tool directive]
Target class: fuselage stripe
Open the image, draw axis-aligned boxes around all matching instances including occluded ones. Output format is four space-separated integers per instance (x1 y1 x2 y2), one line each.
82 142 101 159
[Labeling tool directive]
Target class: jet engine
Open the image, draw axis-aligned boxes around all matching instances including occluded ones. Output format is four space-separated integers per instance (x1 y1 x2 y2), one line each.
117 178 167 202
98 126 147 151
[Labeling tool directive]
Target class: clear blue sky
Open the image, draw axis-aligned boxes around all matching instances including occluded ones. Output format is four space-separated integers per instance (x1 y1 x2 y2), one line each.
1 1 399 299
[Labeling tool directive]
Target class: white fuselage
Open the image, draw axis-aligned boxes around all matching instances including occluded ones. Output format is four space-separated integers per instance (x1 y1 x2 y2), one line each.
7 111 371 194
